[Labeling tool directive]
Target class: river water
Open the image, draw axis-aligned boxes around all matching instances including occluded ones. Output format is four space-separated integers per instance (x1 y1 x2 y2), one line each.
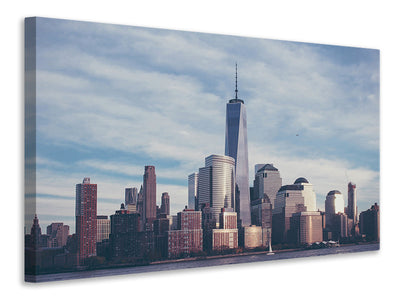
26 243 379 283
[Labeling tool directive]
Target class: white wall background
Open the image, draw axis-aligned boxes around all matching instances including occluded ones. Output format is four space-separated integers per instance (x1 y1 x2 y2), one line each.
2 1 399 299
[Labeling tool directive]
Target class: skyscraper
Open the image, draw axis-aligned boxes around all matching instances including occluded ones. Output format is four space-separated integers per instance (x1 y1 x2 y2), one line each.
272 177 317 243
96 216 110 243
160 192 170 216
125 187 138 206
253 163 282 209
225 64 251 227
324 190 347 239
188 172 198 210
75 177 97 264
143 166 157 229
359 203 380 241
325 190 345 216
46 223 69 248
197 154 236 227
168 208 203 258
347 182 357 222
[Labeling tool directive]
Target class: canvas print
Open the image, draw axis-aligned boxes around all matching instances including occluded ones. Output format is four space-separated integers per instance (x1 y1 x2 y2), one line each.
24 17 380 283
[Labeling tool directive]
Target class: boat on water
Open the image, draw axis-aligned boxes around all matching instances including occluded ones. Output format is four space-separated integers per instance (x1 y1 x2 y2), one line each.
267 236 275 255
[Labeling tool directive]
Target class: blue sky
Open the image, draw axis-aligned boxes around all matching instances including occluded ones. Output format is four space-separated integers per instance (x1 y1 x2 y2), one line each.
31 17 379 233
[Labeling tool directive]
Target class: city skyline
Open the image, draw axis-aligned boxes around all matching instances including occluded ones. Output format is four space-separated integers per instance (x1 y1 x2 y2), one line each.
32 17 379 233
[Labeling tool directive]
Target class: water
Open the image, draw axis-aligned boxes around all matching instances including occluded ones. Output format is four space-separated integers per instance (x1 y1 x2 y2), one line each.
26 243 379 283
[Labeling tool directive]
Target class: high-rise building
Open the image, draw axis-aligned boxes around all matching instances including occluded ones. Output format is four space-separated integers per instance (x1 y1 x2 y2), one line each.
29 214 42 250
197 154 236 227
143 166 157 229
323 190 348 240
325 190 345 215
75 177 97 264
109 204 153 259
47 223 69 248
160 192 170 216
137 185 144 228
96 216 110 243
243 225 263 249
212 209 238 251
272 177 317 244
253 163 282 209
167 208 203 258
251 194 273 230
188 172 198 210
347 182 357 222
125 187 138 206
225 65 251 227
290 211 323 245
359 203 380 241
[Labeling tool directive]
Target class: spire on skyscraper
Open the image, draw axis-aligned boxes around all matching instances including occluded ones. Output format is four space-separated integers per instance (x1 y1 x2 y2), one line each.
235 63 238 99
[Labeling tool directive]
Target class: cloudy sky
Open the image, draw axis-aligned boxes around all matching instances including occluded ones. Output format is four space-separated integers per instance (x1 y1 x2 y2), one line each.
31 17 379 233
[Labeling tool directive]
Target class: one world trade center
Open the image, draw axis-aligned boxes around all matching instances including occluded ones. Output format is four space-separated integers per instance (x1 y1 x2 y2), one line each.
225 64 251 227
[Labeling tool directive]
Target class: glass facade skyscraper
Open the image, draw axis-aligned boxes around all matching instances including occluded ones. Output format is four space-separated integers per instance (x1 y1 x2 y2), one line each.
188 172 198 210
225 67 251 227
197 154 236 227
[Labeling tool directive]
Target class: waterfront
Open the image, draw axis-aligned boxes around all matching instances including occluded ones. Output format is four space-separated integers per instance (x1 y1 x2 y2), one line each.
26 243 379 283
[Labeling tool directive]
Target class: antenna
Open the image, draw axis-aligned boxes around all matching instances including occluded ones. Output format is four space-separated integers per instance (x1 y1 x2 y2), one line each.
235 63 238 99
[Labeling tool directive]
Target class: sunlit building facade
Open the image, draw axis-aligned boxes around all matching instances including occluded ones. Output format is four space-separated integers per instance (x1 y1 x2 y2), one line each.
96 216 110 243
197 154 236 227
272 177 317 244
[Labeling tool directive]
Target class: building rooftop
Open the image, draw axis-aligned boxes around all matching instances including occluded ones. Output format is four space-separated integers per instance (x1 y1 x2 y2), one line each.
278 184 304 192
256 164 278 172
327 190 342 196
294 177 309 184
228 98 244 104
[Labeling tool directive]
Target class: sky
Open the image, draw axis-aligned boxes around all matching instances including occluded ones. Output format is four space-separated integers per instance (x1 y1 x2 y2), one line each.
28 17 379 234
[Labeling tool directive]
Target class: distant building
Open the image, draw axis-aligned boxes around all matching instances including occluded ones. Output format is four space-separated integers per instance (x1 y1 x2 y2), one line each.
29 214 42 250
324 191 347 240
125 204 136 213
160 192 170 216
75 177 97 264
253 164 282 209
96 216 110 243
167 208 203 258
359 203 380 241
243 225 263 249
325 190 345 215
212 208 238 251
125 187 138 206
47 223 69 248
143 166 157 230
347 182 357 222
197 154 236 228
188 172 198 210
290 211 323 245
109 204 153 259
212 229 238 251
272 177 317 244
137 185 144 228
201 204 217 253
224 66 251 227
251 194 273 229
